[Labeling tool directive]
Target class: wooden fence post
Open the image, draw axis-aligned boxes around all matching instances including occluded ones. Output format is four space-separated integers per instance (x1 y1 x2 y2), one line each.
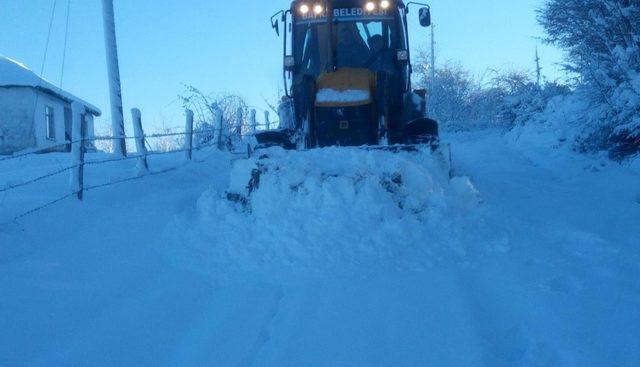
70 102 86 201
185 109 194 160
264 111 270 130
236 108 244 139
215 107 224 150
250 109 257 135
131 108 148 174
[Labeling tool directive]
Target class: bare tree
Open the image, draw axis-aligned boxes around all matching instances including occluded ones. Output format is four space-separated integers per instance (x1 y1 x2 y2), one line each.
179 86 250 145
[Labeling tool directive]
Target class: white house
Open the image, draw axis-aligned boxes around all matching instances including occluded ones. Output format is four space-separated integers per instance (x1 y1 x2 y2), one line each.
0 55 101 155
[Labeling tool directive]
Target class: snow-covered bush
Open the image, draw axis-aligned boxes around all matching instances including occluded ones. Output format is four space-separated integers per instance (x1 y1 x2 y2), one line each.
471 71 541 128
539 0 640 158
414 59 569 132
506 91 590 150
150 128 183 152
493 74 571 129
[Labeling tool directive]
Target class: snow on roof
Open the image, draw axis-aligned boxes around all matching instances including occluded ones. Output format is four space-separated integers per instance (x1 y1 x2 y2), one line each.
0 55 101 116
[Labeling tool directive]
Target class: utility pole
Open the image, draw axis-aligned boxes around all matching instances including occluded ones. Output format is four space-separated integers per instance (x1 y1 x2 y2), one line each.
535 46 542 87
102 0 127 157
430 23 436 92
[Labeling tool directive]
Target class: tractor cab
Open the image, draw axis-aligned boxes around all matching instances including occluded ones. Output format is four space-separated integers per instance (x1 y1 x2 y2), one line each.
263 0 437 149
292 2 403 75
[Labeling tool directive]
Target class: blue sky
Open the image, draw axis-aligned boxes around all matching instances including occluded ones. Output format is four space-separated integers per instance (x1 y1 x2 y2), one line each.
0 0 564 133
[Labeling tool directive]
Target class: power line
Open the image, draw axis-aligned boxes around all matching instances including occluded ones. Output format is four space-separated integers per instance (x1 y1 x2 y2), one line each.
32 0 59 138
59 0 71 90
39 0 58 79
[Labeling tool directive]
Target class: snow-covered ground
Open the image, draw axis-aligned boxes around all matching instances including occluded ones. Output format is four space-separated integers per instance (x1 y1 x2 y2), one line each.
1 130 639 366
632 155 640 175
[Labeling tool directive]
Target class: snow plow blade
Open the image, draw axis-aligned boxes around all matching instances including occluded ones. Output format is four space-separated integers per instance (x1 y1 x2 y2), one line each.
251 130 450 178
227 143 454 214
361 143 452 178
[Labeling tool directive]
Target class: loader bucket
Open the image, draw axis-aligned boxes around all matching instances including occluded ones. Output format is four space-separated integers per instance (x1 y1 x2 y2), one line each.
254 130 296 150
405 118 439 146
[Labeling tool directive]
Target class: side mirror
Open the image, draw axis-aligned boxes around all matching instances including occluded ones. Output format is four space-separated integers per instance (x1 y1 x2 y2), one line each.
272 19 280 36
284 55 295 72
419 7 431 27
413 89 427 98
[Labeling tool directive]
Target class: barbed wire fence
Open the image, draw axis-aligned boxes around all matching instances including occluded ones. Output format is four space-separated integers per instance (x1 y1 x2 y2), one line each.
0 105 278 225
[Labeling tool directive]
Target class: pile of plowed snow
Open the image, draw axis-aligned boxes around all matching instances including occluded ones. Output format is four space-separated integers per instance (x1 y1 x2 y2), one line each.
166 147 480 278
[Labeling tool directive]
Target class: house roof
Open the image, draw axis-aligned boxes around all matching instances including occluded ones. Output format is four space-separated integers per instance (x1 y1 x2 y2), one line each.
0 55 101 116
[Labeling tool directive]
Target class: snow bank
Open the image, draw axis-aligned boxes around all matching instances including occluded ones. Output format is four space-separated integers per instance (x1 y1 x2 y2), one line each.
315 89 371 104
167 147 479 279
506 93 586 152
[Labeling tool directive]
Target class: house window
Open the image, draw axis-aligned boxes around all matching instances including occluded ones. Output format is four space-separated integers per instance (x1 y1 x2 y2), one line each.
45 106 55 140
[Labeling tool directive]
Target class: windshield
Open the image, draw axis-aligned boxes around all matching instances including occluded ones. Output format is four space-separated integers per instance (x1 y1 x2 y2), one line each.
294 18 398 76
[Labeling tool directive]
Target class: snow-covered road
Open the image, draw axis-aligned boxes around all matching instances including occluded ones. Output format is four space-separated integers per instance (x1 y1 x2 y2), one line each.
447 131 640 366
1 131 638 366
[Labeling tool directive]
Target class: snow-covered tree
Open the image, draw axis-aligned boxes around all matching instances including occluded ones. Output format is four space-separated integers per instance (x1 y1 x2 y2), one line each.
179 86 250 145
539 0 640 157
424 63 476 130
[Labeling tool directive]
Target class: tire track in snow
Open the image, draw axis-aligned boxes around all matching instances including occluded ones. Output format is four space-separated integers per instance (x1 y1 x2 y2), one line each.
237 287 285 367
446 132 640 365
